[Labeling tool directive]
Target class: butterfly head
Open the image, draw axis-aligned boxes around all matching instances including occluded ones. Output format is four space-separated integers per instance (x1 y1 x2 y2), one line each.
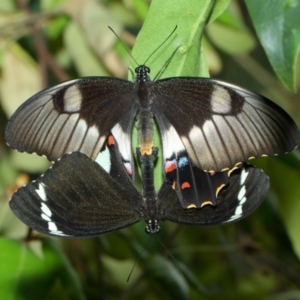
145 219 160 235
135 65 150 83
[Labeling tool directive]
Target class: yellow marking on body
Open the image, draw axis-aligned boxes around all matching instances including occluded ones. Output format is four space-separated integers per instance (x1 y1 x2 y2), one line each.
140 148 153 155
248 156 255 160
216 183 226 196
172 181 176 189
187 204 197 209
201 201 213 207
139 141 154 155
235 162 242 168
261 154 268 157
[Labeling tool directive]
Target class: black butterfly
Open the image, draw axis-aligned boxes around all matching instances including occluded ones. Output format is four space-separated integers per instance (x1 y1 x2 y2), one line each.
5 66 300 174
9 134 270 236
5 57 300 235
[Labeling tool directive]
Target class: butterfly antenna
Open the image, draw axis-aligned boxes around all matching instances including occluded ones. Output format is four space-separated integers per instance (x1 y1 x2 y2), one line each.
143 25 178 65
155 236 185 275
153 45 180 81
127 235 153 282
108 26 139 66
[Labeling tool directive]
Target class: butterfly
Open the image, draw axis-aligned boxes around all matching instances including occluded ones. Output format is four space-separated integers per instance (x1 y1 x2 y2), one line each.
5 65 300 173
9 134 270 236
5 49 300 235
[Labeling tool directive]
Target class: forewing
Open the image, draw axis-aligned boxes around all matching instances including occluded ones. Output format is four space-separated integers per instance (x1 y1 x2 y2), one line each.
158 164 269 226
9 152 143 237
5 77 137 161
153 78 300 171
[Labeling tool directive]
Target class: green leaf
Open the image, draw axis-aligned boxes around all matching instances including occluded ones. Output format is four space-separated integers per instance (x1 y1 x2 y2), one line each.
130 0 229 79
245 0 300 91
0 238 84 300
206 2 256 54
208 0 231 23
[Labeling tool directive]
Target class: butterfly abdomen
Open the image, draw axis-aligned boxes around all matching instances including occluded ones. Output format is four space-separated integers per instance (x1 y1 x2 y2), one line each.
137 108 154 155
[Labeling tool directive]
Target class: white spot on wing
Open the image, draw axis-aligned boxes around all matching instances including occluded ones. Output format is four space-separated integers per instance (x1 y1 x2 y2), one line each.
95 144 111 173
161 125 185 160
237 186 246 201
223 169 249 223
36 183 47 201
111 123 132 162
64 84 82 112
41 213 51 221
240 168 249 185
48 222 68 236
41 203 52 217
48 221 58 231
211 85 232 114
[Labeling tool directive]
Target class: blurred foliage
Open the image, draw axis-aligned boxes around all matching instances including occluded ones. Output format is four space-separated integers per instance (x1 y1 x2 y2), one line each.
1 0 300 299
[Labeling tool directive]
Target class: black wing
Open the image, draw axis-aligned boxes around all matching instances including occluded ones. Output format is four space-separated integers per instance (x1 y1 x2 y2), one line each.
153 78 300 171
158 164 269 226
5 77 137 162
9 151 143 237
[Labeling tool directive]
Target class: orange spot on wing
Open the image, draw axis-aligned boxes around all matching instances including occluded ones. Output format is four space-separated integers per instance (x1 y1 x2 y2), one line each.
181 182 191 189
107 135 115 146
165 161 176 173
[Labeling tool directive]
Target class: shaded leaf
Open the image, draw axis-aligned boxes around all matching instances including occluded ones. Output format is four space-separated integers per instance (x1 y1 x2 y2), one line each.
130 0 220 79
263 157 300 260
245 0 300 91
0 41 42 118
206 2 256 54
64 21 108 76
145 255 189 300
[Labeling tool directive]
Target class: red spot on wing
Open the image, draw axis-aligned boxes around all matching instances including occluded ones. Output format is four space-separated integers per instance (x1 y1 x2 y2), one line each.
108 135 115 146
165 160 177 173
181 182 191 189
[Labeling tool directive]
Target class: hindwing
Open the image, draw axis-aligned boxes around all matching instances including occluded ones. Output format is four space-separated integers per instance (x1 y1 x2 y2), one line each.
9 136 142 237
159 163 269 226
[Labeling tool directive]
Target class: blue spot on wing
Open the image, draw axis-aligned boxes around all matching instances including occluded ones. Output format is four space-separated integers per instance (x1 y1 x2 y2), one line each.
178 156 188 169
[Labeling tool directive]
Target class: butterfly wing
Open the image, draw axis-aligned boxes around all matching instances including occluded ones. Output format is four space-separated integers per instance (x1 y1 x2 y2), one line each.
158 164 269 226
153 78 300 171
155 114 229 208
5 78 137 162
9 150 143 237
